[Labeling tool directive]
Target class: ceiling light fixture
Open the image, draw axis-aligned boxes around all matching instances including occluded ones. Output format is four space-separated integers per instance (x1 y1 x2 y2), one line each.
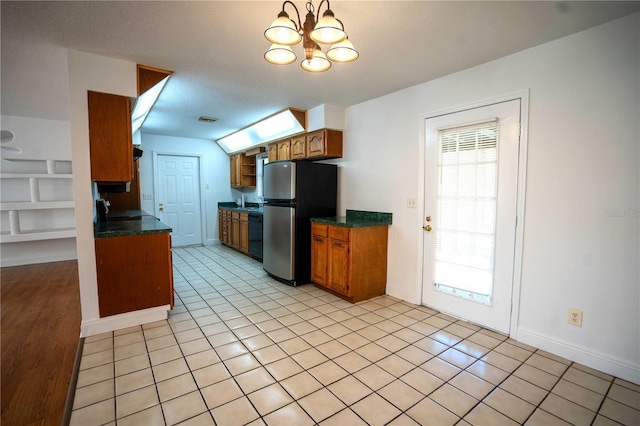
216 108 306 154
264 0 359 72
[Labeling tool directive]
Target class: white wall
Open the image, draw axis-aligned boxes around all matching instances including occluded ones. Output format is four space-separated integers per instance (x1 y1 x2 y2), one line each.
68 50 169 336
338 14 639 383
139 133 233 244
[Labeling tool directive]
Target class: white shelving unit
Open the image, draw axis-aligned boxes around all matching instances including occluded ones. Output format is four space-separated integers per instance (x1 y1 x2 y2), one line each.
0 159 76 243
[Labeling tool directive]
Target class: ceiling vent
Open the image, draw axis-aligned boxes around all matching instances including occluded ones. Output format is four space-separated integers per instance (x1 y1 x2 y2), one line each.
198 116 217 123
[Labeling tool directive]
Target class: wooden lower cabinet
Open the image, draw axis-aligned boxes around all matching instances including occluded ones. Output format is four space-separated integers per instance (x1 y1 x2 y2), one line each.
95 232 173 317
311 222 389 303
219 208 250 255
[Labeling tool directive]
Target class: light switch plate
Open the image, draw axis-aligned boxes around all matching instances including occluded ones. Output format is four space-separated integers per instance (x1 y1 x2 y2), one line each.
143 193 153 200
407 198 417 208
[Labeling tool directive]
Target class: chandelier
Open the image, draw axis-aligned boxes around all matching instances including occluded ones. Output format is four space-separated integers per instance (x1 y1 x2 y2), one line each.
264 0 359 72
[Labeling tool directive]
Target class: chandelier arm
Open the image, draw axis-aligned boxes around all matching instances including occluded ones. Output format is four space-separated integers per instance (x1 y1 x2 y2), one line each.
315 0 331 17
282 0 303 32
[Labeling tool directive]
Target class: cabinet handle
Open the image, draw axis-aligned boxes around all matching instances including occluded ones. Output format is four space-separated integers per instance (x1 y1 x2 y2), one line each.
332 242 345 247
313 236 323 242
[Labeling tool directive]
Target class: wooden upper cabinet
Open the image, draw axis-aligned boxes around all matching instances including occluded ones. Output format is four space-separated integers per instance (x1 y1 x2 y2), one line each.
137 64 172 96
307 129 343 159
291 136 306 159
88 91 133 182
268 144 278 162
230 153 256 188
277 140 291 161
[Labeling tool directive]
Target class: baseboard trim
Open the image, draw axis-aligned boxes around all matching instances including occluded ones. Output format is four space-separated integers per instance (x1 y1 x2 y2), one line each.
61 337 84 426
518 327 640 385
0 252 77 267
80 306 169 337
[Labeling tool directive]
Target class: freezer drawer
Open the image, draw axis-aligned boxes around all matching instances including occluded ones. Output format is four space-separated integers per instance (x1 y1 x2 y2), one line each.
263 205 295 281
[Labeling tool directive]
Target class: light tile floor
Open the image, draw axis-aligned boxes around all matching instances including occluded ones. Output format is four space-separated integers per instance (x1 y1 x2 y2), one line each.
71 245 640 425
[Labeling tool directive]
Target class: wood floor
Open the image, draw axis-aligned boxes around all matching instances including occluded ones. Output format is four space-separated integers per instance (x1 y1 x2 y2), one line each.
1 260 81 426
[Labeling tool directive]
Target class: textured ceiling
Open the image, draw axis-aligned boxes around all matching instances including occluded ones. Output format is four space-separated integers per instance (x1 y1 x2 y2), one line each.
2 1 639 142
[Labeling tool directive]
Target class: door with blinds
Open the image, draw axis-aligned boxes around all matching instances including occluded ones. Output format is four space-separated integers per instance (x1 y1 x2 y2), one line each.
421 99 520 334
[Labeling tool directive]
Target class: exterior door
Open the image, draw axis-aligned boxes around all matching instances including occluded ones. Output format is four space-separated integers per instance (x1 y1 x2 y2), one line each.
157 154 202 247
422 99 520 334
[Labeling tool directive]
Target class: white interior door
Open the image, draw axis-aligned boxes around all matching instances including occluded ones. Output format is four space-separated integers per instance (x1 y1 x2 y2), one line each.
421 99 520 334
157 154 202 247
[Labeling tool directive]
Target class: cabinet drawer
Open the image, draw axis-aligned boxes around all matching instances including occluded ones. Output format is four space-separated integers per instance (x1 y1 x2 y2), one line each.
312 222 328 237
240 212 248 222
329 226 350 241
232 211 240 220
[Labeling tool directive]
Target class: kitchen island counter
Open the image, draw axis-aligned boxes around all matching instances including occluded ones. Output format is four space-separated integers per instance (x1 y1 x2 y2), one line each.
94 209 172 238
311 209 392 228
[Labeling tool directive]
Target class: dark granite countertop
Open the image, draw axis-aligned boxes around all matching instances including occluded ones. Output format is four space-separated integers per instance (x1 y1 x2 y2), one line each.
311 210 392 228
218 202 263 214
94 209 172 238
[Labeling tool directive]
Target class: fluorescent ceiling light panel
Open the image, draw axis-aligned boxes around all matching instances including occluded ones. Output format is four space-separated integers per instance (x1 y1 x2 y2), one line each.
217 108 306 154
131 76 170 133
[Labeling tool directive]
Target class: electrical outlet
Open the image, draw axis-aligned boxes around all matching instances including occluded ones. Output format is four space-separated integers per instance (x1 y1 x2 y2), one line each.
143 193 153 200
568 308 583 327
407 198 417 208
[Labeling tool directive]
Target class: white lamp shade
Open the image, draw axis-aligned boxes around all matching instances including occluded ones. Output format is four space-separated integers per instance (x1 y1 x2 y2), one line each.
310 13 346 45
265 16 301 45
265 44 297 65
300 48 331 72
326 38 359 63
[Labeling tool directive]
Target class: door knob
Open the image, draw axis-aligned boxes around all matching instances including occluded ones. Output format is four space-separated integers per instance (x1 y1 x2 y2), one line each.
159 207 164 211
424 225 432 231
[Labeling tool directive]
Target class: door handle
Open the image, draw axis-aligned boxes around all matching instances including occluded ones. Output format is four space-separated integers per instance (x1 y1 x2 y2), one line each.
424 225 432 231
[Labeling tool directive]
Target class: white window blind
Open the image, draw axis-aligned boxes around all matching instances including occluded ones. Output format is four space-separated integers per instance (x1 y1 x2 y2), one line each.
434 120 498 303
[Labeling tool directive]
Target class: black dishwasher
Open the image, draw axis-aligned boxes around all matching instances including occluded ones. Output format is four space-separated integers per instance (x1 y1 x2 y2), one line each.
248 214 263 261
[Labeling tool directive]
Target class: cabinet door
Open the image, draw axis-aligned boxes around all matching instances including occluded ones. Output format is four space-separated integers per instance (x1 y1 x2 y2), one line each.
328 237 350 296
231 213 240 249
268 144 278 162
277 140 291 161
291 136 306 159
311 234 328 285
88 91 133 182
230 156 237 187
240 213 249 253
218 209 223 243
224 210 231 245
234 155 242 187
306 130 326 158
95 233 173 317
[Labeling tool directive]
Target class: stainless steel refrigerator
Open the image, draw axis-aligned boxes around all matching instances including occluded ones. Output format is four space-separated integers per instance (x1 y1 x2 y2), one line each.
263 161 337 285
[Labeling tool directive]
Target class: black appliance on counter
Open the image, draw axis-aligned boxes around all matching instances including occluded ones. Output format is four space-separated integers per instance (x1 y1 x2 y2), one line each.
263 161 337 285
96 199 109 221
248 213 263 261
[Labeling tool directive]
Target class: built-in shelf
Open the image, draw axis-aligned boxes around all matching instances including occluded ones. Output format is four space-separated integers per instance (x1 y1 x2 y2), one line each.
0 157 75 244
0 173 73 179
1 201 75 211
0 228 76 243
